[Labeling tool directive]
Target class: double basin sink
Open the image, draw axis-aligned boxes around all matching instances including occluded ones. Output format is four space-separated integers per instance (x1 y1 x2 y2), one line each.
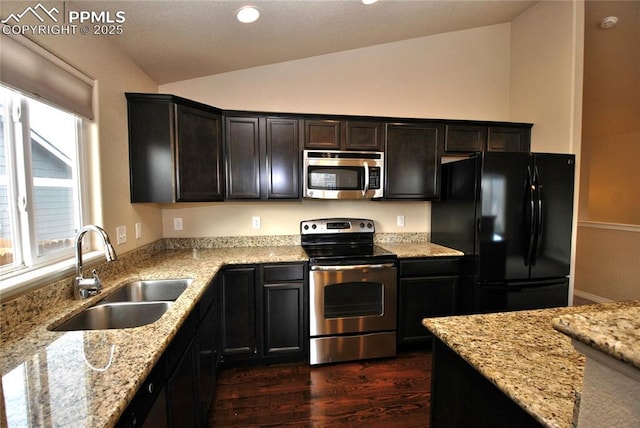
52 279 192 331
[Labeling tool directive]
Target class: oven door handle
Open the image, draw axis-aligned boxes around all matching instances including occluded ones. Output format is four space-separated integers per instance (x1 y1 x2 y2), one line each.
310 263 395 271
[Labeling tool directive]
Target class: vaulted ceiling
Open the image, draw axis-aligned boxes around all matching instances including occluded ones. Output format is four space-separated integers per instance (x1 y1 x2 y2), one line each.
72 0 539 84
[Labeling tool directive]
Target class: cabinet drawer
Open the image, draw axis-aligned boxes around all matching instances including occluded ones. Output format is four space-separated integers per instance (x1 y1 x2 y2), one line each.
400 258 460 277
263 263 305 282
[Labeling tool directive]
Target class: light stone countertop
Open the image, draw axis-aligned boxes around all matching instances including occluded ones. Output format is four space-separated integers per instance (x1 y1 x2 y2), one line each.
0 238 458 428
552 306 640 370
423 300 640 428
377 241 464 258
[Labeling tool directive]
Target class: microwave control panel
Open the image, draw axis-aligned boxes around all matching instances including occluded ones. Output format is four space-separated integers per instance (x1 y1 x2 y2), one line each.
369 167 381 189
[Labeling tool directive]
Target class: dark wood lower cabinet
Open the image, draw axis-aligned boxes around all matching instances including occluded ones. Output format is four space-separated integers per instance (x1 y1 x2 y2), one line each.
218 266 258 363
116 355 167 428
218 263 308 367
262 263 307 363
117 287 211 428
167 335 199 428
120 258 472 426
398 258 460 348
431 338 542 427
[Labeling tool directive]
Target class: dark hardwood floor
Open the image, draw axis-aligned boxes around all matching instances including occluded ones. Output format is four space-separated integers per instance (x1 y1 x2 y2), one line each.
207 350 432 427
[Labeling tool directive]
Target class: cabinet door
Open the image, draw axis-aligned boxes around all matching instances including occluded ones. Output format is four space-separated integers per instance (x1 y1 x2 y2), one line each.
266 118 300 199
304 119 341 149
175 104 224 201
219 267 258 360
263 283 305 359
398 276 458 346
198 299 217 424
487 126 531 152
225 117 261 199
345 121 383 151
444 124 487 154
167 335 199 428
127 98 175 203
385 122 444 199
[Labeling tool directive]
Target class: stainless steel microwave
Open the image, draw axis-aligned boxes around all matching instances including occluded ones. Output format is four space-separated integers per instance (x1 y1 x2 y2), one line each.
303 150 384 199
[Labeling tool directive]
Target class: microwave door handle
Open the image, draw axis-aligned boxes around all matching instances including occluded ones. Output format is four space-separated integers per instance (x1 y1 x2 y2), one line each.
363 161 369 197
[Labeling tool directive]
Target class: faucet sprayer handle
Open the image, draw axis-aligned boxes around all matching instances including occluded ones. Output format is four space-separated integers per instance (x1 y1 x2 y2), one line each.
104 243 117 262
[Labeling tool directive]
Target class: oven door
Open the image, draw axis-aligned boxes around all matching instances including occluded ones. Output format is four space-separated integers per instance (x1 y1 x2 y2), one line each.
309 263 397 337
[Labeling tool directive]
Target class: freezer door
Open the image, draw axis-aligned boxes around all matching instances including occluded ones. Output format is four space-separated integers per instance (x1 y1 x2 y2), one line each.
477 152 531 281
530 154 575 279
474 278 569 313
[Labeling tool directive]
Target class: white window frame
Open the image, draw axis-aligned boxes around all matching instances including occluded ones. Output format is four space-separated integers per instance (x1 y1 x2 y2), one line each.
0 87 89 292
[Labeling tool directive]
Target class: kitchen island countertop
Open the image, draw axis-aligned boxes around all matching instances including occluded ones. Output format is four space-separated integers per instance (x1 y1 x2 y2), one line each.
552 305 640 371
423 300 640 428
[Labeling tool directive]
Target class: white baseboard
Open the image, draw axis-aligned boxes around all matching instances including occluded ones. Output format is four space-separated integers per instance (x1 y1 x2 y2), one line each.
573 289 612 304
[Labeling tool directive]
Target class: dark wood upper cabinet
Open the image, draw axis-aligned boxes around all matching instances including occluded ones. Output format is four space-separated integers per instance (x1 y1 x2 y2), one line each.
304 119 383 151
487 125 531 152
305 119 341 149
445 123 531 154
444 124 487 153
224 114 301 200
224 116 261 199
126 93 223 203
265 117 300 199
127 93 533 204
345 121 383 151
385 122 444 200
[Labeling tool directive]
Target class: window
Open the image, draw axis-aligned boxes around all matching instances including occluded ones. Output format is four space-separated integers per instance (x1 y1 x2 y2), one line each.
0 85 85 276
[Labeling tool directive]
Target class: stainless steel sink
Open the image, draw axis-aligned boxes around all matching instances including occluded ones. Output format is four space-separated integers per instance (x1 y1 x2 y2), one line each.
52 301 173 331
98 279 192 303
50 279 192 331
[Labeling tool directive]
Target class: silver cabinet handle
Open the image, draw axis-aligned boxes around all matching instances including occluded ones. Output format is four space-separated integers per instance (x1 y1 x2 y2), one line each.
311 263 395 271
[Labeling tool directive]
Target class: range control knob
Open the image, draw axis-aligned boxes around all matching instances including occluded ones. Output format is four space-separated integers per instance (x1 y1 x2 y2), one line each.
359 222 365 229
367 222 373 229
311 224 317 229
303 225 309 230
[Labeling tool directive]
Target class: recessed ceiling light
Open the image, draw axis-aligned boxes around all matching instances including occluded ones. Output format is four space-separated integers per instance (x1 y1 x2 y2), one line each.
362 0 379 4
599 16 618 29
236 6 260 24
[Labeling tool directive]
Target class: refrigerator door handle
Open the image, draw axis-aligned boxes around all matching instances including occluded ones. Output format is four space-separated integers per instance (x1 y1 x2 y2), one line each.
524 166 536 266
532 165 543 265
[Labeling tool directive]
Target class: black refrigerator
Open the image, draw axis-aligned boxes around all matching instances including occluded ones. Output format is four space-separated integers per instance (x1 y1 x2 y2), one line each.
432 152 575 313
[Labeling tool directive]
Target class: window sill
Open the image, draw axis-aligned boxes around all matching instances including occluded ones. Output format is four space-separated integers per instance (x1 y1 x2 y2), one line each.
0 251 104 302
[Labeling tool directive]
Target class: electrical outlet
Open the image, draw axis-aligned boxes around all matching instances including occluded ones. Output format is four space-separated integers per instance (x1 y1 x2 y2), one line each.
116 225 127 245
135 222 142 239
173 217 183 231
397 215 405 227
252 216 261 229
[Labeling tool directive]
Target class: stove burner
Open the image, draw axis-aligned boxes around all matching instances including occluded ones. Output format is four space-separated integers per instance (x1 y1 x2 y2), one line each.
301 218 396 264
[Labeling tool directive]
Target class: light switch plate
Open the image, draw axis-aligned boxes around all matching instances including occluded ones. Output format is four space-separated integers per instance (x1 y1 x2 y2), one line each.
173 218 183 231
397 215 405 227
116 225 127 245
252 216 261 229
135 223 142 239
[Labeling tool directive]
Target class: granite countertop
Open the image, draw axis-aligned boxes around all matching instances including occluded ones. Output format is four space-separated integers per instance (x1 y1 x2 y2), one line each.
423 300 640 428
552 306 640 370
377 241 464 258
0 238 459 427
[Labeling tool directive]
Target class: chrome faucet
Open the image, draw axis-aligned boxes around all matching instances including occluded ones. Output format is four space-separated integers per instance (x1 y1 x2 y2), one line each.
73 225 118 299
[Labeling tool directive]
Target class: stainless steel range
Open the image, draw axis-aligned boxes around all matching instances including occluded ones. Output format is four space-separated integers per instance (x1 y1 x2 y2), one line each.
301 218 397 365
